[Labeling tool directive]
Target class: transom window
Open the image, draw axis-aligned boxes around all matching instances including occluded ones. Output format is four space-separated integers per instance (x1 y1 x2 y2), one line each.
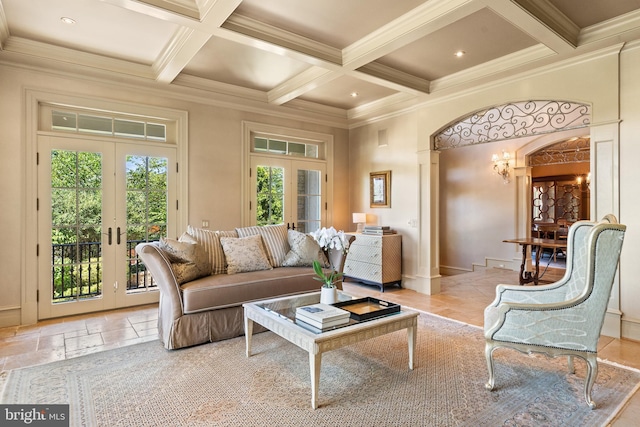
252 135 321 159
46 108 169 142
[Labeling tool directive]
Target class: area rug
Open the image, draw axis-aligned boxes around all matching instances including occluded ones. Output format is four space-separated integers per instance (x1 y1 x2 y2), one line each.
2 312 639 426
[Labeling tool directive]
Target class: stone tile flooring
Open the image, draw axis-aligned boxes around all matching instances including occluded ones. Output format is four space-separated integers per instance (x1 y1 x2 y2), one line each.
1 268 638 425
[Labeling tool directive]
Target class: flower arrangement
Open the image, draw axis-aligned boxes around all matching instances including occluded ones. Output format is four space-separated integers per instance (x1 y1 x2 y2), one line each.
310 227 350 289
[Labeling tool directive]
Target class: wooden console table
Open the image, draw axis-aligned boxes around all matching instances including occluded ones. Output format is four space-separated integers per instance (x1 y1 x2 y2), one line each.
503 237 567 286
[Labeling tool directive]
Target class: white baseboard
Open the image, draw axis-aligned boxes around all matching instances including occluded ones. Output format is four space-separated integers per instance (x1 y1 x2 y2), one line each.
621 316 640 341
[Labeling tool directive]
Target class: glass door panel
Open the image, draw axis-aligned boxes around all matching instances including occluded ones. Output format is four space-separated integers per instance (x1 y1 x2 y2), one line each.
250 157 325 231
294 167 322 233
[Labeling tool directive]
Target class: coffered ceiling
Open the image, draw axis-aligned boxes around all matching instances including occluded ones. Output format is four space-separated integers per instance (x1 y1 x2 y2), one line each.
1 0 640 126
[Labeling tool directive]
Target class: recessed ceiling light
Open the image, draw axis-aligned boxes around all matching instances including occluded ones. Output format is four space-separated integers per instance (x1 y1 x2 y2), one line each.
60 17 76 25
454 50 465 58
350 92 358 98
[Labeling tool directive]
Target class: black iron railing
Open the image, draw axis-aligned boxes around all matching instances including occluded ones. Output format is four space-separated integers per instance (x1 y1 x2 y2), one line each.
51 240 157 302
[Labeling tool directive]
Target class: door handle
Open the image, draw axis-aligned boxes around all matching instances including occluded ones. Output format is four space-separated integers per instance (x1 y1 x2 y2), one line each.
105 227 112 245
117 227 125 245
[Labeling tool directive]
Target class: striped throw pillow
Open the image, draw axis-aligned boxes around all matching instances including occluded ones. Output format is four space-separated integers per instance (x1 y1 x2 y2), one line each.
186 226 238 275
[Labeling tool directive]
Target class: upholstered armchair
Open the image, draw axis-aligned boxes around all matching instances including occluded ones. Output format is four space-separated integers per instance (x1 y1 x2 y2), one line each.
484 215 626 409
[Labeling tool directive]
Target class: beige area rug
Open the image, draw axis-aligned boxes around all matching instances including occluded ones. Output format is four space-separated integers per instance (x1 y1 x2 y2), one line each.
2 313 639 427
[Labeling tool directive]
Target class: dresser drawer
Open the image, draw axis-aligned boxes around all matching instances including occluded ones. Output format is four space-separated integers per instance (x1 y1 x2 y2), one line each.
344 259 382 283
345 244 382 263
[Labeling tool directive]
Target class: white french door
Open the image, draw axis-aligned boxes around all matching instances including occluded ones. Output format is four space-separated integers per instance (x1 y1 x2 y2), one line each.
37 134 176 319
250 156 326 233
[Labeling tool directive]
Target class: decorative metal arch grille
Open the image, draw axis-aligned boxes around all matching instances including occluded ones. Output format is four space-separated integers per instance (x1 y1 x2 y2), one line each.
434 101 591 150
528 137 590 166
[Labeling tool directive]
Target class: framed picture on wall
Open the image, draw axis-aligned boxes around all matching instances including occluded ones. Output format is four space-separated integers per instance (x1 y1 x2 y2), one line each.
370 170 391 208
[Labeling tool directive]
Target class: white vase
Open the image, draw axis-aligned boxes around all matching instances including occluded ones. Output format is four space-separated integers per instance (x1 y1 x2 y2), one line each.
320 287 337 305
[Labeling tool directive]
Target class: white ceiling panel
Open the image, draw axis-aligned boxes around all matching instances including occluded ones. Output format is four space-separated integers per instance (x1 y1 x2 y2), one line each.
377 8 538 81
298 75 398 110
182 36 311 91
234 0 427 49
3 0 178 64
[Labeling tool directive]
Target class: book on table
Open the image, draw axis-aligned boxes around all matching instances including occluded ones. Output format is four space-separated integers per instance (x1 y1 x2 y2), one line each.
295 303 350 328
295 316 350 331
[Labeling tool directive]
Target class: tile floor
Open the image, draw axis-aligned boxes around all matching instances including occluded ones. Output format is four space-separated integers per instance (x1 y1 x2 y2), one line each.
1 268 639 425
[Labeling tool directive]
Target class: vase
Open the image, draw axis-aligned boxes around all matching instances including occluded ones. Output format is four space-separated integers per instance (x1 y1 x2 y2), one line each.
320 287 337 305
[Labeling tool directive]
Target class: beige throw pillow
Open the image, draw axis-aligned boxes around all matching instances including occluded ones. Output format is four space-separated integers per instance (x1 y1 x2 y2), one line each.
282 229 329 267
220 234 273 274
158 237 210 285
236 224 289 267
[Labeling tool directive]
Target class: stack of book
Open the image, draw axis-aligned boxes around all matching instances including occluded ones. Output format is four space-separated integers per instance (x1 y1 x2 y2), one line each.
295 303 351 330
362 225 396 235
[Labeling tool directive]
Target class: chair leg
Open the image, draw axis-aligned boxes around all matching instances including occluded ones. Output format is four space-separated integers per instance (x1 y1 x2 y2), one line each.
583 355 598 410
485 343 496 390
567 355 575 374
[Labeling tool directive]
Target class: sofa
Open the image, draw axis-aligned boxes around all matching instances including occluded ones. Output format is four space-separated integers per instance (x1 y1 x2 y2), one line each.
136 224 351 350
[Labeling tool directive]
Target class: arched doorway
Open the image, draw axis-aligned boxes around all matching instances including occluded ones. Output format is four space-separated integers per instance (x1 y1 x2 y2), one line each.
433 101 591 277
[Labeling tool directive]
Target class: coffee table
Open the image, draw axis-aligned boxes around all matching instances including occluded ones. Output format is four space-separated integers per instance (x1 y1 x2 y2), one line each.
243 292 418 409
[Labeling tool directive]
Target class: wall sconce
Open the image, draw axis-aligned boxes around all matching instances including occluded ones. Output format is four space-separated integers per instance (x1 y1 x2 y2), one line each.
352 212 366 233
576 172 591 190
492 151 511 183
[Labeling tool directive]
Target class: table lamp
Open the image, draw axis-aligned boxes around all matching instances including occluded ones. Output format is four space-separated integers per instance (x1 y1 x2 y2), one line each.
352 212 366 233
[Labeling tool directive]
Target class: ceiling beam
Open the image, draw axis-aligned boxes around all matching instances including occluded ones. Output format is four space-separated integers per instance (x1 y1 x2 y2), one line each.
343 0 484 69
488 0 578 53
151 0 243 83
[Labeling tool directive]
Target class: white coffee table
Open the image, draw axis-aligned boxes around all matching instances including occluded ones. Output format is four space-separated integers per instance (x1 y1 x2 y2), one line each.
243 292 418 409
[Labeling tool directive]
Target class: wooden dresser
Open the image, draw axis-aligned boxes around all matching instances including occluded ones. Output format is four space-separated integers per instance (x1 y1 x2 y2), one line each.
343 233 402 292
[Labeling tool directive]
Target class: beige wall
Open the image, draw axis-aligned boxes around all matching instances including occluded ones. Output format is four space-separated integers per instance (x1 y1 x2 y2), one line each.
0 63 349 327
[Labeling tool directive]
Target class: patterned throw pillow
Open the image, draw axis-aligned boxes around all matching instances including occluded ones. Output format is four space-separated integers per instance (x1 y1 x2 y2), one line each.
282 229 329 267
219 234 273 274
236 224 289 267
186 226 238 274
158 237 210 285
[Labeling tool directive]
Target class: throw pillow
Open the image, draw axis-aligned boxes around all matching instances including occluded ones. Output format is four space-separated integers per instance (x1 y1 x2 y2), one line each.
236 224 289 267
158 237 210 285
220 234 273 274
282 229 329 267
186 226 238 274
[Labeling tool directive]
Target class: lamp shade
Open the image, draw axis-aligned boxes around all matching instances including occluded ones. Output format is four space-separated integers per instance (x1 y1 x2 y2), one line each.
352 213 366 224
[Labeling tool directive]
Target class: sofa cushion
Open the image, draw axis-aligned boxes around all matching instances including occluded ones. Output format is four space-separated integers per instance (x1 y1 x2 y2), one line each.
180 267 319 313
220 234 273 274
187 226 238 274
282 229 329 267
236 224 289 267
158 237 210 285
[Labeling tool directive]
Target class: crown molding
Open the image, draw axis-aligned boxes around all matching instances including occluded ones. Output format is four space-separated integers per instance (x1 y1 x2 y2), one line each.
267 67 338 105
430 43 555 92
222 14 342 65
511 0 579 47
0 0 8 50
3 37 155 79
348 92 418 122
357 62 430 95
579 9 640 46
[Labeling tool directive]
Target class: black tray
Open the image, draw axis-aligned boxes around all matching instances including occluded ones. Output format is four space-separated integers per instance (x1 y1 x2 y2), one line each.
333 297 400 321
